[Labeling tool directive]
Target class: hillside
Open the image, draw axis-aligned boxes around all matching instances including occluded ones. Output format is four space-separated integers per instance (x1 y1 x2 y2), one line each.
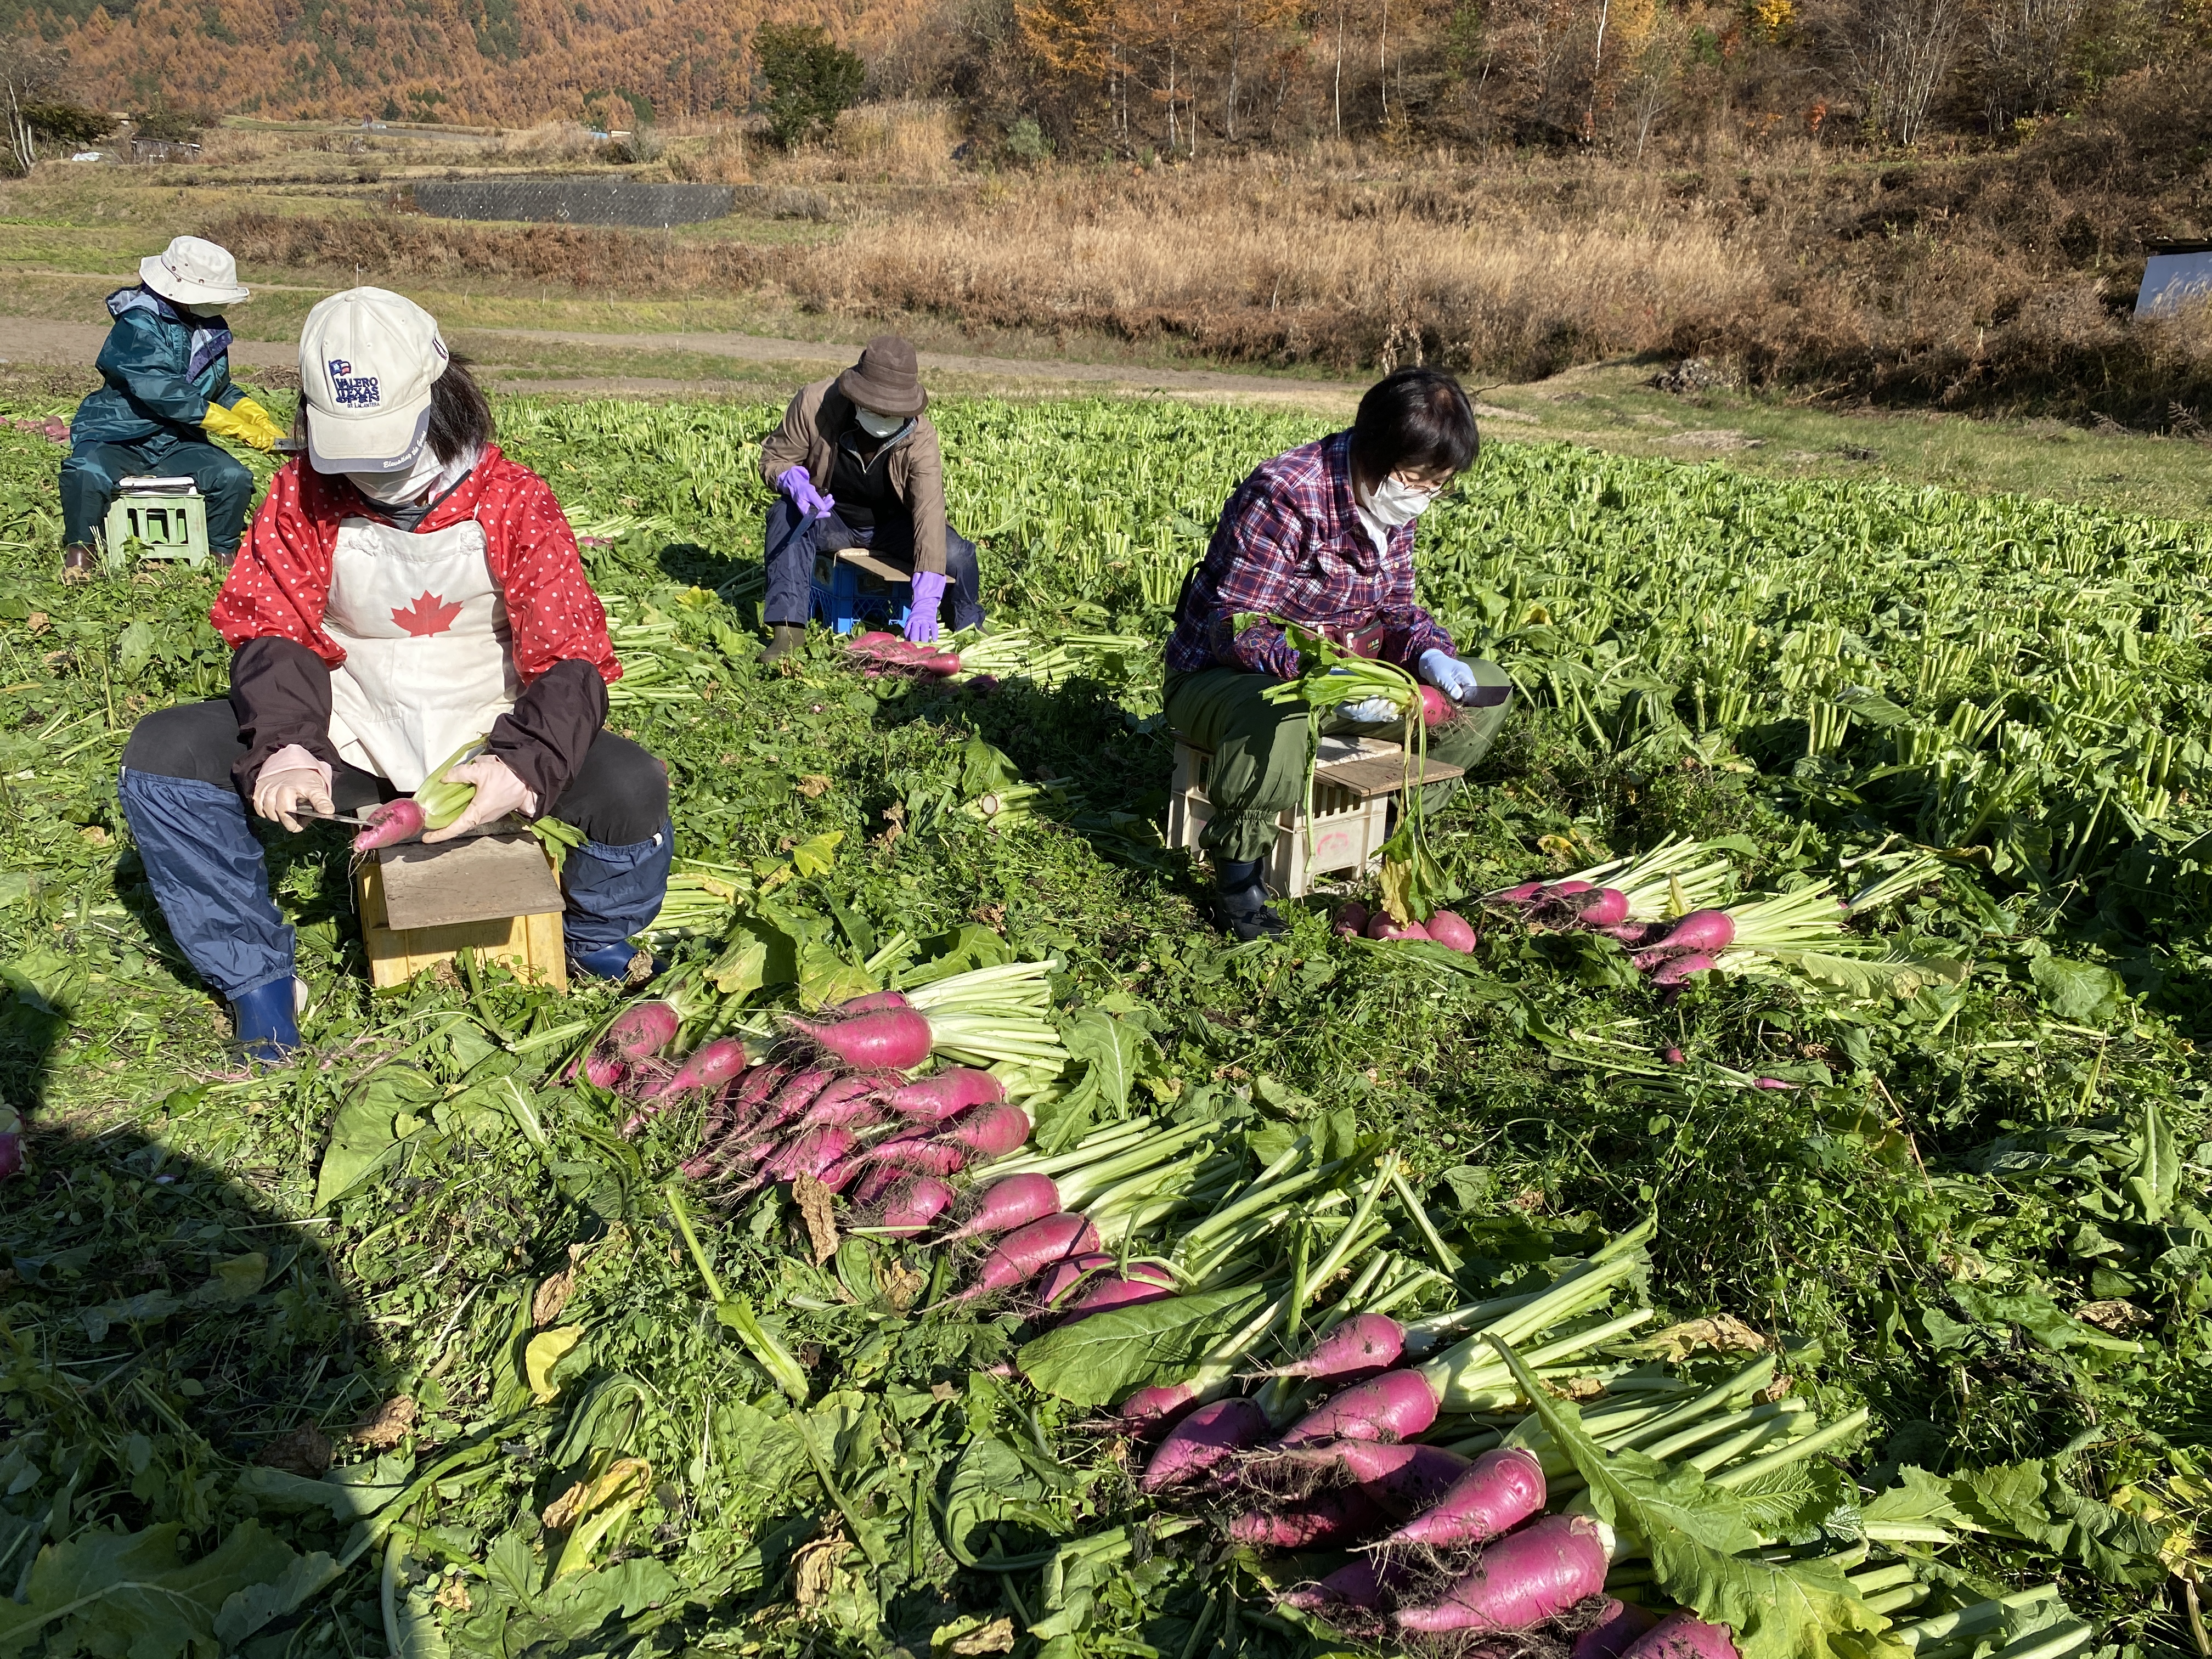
5 0 916 125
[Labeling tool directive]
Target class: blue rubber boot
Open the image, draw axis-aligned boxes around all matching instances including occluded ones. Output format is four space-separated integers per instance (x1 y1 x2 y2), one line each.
571 942 653 984
231 977 300 1064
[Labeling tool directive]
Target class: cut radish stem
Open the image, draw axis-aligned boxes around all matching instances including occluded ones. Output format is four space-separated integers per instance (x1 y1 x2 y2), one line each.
1391 1513 1611 1634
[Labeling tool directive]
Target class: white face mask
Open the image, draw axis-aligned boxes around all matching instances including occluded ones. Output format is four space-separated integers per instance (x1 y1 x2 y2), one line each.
347 445 449 506
183 302 227 318
855 408 907 440
1361 473 1443 528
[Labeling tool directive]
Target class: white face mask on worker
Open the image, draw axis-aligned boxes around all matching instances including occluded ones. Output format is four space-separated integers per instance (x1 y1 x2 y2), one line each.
347 448 447 505
855 408 907 439
1361 474 1443 527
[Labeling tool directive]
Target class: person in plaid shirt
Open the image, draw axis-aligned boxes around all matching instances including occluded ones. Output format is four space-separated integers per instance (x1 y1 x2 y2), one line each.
1165 368 1515 940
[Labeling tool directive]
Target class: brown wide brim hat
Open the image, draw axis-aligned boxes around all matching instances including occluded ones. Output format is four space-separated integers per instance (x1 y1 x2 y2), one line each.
837 334 928 417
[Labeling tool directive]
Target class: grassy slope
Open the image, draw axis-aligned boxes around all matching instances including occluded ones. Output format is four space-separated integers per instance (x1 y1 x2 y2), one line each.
0 390 2206 1652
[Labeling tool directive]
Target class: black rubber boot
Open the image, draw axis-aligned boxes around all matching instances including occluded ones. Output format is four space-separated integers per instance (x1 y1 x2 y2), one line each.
60 544 97 584
1212 857 1287 943
761 623 806 665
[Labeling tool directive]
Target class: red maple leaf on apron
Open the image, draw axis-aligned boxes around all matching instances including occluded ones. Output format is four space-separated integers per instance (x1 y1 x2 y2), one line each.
392 591 464 636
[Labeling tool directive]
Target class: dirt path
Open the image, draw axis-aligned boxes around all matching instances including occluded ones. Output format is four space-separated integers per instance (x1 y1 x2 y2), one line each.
0 315 1365 408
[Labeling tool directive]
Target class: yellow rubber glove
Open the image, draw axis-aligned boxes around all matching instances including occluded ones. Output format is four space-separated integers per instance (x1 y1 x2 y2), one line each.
203 397 284 452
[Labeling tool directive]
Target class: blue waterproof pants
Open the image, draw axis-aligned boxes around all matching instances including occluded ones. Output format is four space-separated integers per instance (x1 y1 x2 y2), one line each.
762 501 986 631
60 437 256 557
119 700 672 1001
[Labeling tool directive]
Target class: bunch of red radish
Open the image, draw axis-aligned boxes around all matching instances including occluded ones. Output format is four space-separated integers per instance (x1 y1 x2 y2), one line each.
843 631 962 679
1332 901 1477 952
1485 881 1737 988
575 992 1031 1224
1138 1317 1738 1658
8 415 69 445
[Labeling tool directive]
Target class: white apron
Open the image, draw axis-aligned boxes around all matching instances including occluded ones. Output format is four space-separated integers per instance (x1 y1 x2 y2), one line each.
323 514 518 792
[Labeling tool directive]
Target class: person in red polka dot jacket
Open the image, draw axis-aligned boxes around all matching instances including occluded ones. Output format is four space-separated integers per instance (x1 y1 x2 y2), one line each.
116 287 674 1060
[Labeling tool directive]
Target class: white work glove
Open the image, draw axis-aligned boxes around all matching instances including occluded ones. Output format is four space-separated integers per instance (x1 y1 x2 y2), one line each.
1419 648 1481 704
420 755 536 845
252 761 334 833
1328 665 1400 725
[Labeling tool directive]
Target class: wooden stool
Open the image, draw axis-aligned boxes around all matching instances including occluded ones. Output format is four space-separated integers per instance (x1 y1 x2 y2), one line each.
1166 733 1464 898
354 832 568 991
103 476 210 569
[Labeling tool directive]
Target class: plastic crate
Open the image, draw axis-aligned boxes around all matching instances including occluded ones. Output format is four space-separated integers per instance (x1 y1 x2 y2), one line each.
101 478 208 569
810 546 912 636
1167 735 1395 898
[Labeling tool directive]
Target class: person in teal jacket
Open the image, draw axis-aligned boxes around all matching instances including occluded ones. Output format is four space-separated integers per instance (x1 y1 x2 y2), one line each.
60 236 286 581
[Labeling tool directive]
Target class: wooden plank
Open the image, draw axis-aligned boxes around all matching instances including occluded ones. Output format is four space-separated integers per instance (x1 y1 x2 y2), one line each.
377 833 565 931
836 547 913 583
1317 753 1465 798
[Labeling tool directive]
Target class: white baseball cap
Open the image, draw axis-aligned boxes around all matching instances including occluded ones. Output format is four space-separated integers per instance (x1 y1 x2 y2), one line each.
297 287 450 473
139 236 250 307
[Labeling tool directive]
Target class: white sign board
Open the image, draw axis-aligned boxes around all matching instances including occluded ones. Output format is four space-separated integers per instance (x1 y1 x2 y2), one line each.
2136 251 2212 318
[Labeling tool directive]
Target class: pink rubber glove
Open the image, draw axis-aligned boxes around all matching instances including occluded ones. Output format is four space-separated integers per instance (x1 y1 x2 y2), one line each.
251 754 334 833
905 569 949 644
775 465 834 520
421 754 537 844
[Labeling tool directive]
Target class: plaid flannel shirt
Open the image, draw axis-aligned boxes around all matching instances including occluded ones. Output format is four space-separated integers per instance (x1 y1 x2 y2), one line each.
1165 431 1454 679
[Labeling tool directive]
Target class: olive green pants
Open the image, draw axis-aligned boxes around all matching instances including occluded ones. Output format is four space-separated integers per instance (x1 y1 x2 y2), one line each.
1164 662 1515 864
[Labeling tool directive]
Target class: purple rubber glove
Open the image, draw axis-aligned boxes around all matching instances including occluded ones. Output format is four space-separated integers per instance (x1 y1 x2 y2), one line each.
905 569 949 644
775 464 834 520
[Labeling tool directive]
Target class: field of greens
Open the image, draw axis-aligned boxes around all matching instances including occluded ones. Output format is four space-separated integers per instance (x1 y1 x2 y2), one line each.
0 391 2207 1659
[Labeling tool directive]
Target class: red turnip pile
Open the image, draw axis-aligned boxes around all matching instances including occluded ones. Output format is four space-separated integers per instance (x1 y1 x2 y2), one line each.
844 631 962 678
1339 904 1475 952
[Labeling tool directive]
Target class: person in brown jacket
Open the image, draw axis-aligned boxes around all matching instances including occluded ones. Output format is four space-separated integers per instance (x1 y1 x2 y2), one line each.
758 335 986 663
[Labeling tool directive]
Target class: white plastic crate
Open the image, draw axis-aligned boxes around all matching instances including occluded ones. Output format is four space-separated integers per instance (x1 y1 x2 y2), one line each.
1167 735 1397 898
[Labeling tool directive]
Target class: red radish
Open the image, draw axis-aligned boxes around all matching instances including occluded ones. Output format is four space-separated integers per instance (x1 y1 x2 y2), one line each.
1572 1599 1661 1659
919 652 962 675
606 1001 681 1060
1260 1441 1471 1519
652 1037 750 1100
1276 1369 1440 1447
1752 1076 1797 1090
888 1067 1005 1122
1650 953 1716 986
1255 1312 1405 1381
1391 1513 1611 1633
1366 913 1430 941
1424 910 1476 952
1230 1486 1386 1550
1486 881 1546 907
1560 887 1630 928
1060 1265 1177 1323
936 1102 1031 1159
1334 901 1370 938
849 631 900 649
798 1091 888 1132
351 798 425 851
873 1176 958 1236
1418 685 1454 726
1600 922 1663 946
793 1071 887 1124
1380 1446 1547 1549
1142 1397 1271 1491
762 1125 856 1183
1035 1252 1118 1307
856 1133 968 1178
1118 1382 1204 1436
1618 1612 1741 1659
1548 879 1595 899
1661 1047 1686 1064
837 1160 902 1202
784 1008 933 1071
839 989 911 1013
1647 909 1737 955
582 1051 628 1091
1282 1558 1404 1615
945 1172 1062 1243
963 1212 1102 1297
